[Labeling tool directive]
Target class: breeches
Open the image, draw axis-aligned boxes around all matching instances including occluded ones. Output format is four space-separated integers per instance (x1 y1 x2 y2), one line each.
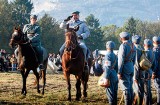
119 73 133 105
106 88 117 105
154 78 160 104
33 46 43 64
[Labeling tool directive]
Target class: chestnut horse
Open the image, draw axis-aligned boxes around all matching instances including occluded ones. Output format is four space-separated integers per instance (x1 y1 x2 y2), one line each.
62 28 91 101
9 27 48 95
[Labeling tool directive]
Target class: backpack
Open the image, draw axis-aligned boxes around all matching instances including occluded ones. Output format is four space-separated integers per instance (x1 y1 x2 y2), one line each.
139 50 153 71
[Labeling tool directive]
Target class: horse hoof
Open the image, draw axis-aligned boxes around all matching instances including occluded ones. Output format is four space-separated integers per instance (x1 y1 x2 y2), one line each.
76 98 80 101
83 92 87 97
42 91 44 95
67 97 71 101
37 90 40 93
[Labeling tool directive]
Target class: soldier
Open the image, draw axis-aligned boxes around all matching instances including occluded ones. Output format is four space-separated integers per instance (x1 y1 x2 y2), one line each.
59 11 90 70
103 41 118 105
118 32 136 105
152 36 160 105
132 35 144 105
22 14 44 69
142 39 155 105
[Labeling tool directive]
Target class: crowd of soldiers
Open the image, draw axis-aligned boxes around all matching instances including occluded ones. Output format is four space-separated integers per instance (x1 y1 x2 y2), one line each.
100 31 160 105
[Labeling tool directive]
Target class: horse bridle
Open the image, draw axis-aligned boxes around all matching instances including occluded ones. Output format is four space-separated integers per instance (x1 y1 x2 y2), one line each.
65 31 77 50
11 30 28 45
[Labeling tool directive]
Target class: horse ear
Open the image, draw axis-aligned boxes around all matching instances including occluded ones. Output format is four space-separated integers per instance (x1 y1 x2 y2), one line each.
74 25 79 32
14 26 17 30
18 26 21 31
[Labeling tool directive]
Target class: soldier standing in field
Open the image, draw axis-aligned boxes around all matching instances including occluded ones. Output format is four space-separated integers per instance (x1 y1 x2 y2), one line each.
118 32 136 105
103 41 118 105
132 35 144 105
152 36 160 105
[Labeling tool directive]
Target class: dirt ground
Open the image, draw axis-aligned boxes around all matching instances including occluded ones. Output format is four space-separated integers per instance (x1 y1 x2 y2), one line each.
0 70 157 105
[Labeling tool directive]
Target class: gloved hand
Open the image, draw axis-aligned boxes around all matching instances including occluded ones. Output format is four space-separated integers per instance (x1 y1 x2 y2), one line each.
64 16 72 21
78 35 83 40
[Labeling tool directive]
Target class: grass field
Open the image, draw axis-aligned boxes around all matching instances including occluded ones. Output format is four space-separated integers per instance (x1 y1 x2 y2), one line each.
0 70 157 105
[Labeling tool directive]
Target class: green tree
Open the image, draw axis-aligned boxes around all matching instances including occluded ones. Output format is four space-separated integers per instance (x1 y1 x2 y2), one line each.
10 0 33 27
123 16 137 36
102 25 120 49
0 0 14 51
85 14 105 51
38 14 64 53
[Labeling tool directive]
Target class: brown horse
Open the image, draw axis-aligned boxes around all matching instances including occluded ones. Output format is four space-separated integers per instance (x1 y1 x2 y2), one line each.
9 27 48 95
62 27 91 101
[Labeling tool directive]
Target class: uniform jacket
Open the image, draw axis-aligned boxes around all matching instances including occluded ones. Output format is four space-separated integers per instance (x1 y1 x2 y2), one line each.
59 19 90 39
23 24 41 47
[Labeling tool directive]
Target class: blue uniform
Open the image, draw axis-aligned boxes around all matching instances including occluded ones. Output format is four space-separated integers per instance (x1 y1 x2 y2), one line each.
118 39 136 105
59 18 90 62
152 36 160 104
143 48 155 105
134 39 155 105
23 23 43 64
104 50 118 105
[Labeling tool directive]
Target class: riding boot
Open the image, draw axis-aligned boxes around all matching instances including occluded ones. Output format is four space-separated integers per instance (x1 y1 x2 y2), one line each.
84 62 89 74
33 46 44 70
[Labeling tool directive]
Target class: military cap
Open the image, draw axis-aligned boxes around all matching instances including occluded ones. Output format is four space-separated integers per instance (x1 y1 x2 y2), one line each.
144 39 152 46
119 32 130 38
152 36 160 42
72 11 80 15
106 41 115 49
132 35 141 44
30 14 37 20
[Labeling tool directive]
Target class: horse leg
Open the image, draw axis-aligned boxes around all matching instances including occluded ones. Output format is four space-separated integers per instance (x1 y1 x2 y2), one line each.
41 68 46 95
75 76 81 101
64 72 71 101
21 69 30 95
20 70 25 95
33 69 40 93
82 72 89 98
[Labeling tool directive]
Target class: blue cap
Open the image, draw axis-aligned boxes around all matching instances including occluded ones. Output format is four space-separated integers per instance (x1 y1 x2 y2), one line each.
106 41 115 49
119 32 130 38
132 35 141 44
144 39 152 46
152 36 160 42
72 11 80 15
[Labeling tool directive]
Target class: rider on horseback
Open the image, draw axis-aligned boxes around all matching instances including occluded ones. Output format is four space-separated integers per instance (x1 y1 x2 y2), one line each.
15 14 44 69
59 11 90 71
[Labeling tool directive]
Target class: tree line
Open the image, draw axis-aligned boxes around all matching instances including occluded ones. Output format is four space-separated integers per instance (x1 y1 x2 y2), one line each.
0 0 160 54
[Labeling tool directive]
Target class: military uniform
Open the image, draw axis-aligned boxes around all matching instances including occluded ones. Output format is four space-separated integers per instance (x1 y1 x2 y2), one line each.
23 15 43 65
118 32 136 105
142 39 155 105
103 41 118 105
152 36 160 104
132 35 144 105
59 11 90 63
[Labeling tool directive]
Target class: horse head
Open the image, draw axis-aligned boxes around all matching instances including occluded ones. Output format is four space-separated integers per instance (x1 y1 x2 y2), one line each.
9 27 28 48
65 25 79 51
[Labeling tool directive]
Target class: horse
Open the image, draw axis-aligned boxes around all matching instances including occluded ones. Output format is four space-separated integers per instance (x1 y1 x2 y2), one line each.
62 27 91 101
9 27 48 95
